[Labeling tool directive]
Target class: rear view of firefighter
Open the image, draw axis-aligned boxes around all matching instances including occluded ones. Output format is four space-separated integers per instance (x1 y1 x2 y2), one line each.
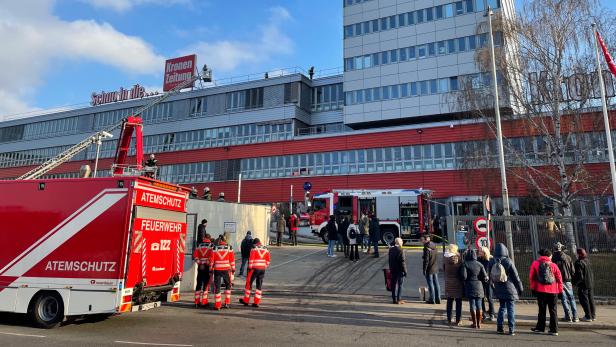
209 237 235 310
239 238 271 307
192 236 213 307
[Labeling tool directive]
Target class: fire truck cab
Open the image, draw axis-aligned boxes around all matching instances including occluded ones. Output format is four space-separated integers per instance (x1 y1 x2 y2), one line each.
309 189 432 245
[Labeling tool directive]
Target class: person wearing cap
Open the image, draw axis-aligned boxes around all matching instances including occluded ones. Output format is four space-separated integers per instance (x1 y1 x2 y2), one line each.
202 187 212 201
573 248 596 322
217 192 226 202
239 238 271 307
238 231 254 277
553 242 578 322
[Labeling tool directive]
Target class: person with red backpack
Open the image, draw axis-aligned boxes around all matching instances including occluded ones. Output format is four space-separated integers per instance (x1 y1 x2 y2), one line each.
529 248 564 336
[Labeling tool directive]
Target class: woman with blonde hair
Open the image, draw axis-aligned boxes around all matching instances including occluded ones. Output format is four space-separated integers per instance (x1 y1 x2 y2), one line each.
478 246 495 321
443 244 464 326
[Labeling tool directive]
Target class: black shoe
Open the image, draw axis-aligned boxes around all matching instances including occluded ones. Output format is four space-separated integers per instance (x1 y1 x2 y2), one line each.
531 328 544 333
497 328 505 335
252 303 259 308
435 299 441 304
425 300 435 304
239 298 249 306
373 255 380 258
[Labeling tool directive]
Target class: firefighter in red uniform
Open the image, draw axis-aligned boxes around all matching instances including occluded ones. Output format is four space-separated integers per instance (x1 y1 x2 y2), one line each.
239 238 270 307
209 237 235 310
192 235 213 307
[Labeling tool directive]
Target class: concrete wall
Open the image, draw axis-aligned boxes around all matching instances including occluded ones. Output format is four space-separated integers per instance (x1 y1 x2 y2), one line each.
181 199 271 292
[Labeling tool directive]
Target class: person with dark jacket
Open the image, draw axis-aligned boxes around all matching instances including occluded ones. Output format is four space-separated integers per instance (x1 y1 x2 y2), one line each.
443 244 464 326
197 219 208 245
553 242 578 322
478 246 495 321
573 248 596 321
339 217 350 257
421 235 440 304
238 231 253 277
368 216 381 258
461 249 488 329
388 238 407 304
489 243 523 336
326 215 338 257
529 248 563 336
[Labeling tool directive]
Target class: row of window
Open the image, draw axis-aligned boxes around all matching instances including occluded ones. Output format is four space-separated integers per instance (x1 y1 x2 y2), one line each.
226 88 264 112
0 145 83 169
155 131 616 184
344 32 502 72
344 0 501 39
312 84 344 112
343 0 372 7
24 116 79 140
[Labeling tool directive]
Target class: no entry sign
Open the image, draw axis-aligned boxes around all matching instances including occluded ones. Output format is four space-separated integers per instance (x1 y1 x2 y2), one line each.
473 217 489 236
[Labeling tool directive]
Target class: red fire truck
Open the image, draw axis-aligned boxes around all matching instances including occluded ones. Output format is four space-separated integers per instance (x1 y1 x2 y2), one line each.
0 177 188 328
309 189 432 244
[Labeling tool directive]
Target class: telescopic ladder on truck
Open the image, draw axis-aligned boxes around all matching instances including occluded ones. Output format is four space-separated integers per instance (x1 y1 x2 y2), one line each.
17 65 212 180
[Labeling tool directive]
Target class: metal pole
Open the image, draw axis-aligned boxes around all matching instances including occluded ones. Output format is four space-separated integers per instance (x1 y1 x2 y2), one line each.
592 23 616 216
93 136 102 178
237 173 242 203
290 184 294 215
487 8 514 262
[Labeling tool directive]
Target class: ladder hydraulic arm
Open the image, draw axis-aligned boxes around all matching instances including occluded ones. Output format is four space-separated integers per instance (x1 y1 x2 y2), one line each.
17 65 212 180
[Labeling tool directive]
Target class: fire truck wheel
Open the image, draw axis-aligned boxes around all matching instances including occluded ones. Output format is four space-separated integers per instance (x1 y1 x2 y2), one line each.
320 229 329 244
28 291 64 329
380 228 397 246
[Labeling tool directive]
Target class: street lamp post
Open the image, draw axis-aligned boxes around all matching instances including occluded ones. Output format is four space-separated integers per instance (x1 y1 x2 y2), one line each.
487 7 514 262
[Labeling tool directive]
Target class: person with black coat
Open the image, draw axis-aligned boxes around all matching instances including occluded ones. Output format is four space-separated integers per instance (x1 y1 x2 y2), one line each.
421 234 440 304
573 248 596 321
388 238 407 304
553 242 578 322
238 231 253 277
461 249 488 329
489 243 523 336
368 216 381 258
339 217 350 257
326 215 338 257
197 219 208 245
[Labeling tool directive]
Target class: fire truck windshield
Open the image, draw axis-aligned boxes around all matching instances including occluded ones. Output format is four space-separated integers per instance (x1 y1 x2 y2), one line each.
312 198 327 212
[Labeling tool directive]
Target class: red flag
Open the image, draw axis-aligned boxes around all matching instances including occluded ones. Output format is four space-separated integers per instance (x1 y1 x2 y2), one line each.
596 30 616 77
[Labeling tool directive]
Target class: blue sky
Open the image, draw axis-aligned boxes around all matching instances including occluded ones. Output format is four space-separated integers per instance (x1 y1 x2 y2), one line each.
0 0 615 120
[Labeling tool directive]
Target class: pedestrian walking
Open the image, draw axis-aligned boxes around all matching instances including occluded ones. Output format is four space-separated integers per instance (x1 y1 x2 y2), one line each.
326 215 338 257
209 237 236 310
573 248 596 322
340 217 350 257
193 235 213 307
388 238 407 304
529 248 563 336
238 231 253 277
289 213 299 246
478 246 495 321
443 244 463 326
347 224 360 261
369 215 380 258
276 214 286 247
553 242 578 322
421 234 440 304
239 238 270 308
489 243 523 336
359 213 370 251
461 249 488 329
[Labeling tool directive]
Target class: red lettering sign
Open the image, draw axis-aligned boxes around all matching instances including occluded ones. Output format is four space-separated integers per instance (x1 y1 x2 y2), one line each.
133 218 187 234
163 54 196 92
134 187 187 212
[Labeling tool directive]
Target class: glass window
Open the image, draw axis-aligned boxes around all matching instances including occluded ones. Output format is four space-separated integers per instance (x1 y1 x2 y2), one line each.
398 13 406 27
344 58 354 71
363 21 370 34
408 11 415 25
344 25 353 38
438 41 446 54
444 4 454 17
389 15 397 29
477 0 486 11
466 0 474 12
363 55 372 68
372 52 380 66
356 90 364 103
418 45 426 58
416 9 424 23
448 39 456 54
381 17 388 31
420 81 428 95
390 49 398 62
410 82 418 96
355 23 362 35
354 56 363 69
381 51 389 64
428 43 435 56
488 0 500 9
409 46 416 59
430 79 438 94
372 19 379 32
382 86 390 100
401 83 409 97
458 37 466 52
436 5 444 19
450 76 459 91
439 78 449 93
479 33 488 47
455 1 464 15
426 7 433 21
468 35 476 50
373 87 381 101
399 47 407 61
365 88 373 102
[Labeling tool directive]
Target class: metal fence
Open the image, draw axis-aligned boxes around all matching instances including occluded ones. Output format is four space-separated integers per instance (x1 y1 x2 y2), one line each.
447 215 616 298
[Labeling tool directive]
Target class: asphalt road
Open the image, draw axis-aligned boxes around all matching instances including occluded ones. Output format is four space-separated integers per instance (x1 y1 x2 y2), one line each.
0 246 615 347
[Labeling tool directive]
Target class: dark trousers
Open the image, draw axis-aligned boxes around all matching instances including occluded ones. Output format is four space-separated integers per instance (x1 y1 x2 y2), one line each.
535 292 558 333
446 297 462 322
248 269 265 290
290 232 298 246
214 270 231 294
239 257 248 276
276 232 283 246
371 239 379 256
343 243 349 257
482 284 494 317
349 244 359 261
195 268 211 291
391 274 404 303
578 287 596 319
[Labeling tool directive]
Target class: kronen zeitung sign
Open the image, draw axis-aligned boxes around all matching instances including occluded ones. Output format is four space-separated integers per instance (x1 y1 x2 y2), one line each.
529 69 616 104
91 84 158 106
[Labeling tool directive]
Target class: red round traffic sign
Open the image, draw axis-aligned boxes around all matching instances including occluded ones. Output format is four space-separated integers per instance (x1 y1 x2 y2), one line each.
473 217 489 236
476 236 491 249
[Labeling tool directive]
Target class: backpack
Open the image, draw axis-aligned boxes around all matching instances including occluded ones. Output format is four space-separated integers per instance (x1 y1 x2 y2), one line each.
490 259 508 283
349 227 357 239
538 261 555 285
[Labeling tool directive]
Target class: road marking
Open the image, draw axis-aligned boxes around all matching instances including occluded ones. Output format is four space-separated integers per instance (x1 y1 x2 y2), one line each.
269 249 324 270
0 331 46 338
115 341 192 347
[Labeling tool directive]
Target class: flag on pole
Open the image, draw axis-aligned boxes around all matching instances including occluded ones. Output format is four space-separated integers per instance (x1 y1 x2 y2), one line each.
596 29 616 78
